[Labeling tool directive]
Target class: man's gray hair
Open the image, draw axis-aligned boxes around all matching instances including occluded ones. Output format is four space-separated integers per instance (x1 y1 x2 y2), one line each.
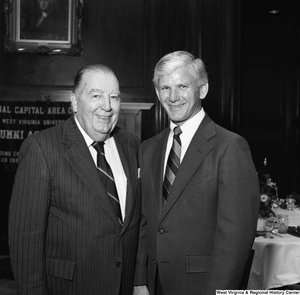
153 51 208 88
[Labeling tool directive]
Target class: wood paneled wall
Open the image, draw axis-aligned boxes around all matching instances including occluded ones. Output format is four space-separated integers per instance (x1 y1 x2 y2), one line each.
0 0 227 135
0 0 150 95
0 0 227 254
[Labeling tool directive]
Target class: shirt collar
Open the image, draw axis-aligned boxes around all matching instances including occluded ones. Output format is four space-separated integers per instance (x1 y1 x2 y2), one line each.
169 108 205 140
74 116 111 148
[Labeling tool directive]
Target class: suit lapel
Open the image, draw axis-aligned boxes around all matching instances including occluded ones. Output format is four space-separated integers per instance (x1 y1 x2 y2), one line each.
63 116 120 226
150 130 169 218
161 115 216 220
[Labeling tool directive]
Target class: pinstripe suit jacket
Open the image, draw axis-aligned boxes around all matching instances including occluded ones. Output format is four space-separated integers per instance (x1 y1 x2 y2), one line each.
9 115 141 295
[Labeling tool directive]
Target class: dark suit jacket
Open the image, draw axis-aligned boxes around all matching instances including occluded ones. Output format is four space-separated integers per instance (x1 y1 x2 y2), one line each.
135 114 260 295
9 115 141 295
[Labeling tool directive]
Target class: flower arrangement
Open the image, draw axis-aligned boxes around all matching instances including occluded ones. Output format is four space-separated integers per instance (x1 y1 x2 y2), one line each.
258 158 278 218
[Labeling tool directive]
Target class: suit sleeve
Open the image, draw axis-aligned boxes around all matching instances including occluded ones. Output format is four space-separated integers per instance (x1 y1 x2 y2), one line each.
9 135 51 294
203 136 260 294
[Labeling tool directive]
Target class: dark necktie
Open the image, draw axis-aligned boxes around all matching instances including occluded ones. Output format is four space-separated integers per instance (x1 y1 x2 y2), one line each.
163 126 182 204
92 141 123 225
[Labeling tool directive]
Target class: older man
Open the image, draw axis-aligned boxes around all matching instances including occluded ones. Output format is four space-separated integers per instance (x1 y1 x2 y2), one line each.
9 64 141 294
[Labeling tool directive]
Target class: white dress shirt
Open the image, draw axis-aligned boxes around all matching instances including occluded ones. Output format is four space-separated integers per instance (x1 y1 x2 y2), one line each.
74 117 127 218
163 108 205 177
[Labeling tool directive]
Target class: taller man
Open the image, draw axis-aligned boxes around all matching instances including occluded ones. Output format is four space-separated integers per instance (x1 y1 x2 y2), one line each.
134 51 260 295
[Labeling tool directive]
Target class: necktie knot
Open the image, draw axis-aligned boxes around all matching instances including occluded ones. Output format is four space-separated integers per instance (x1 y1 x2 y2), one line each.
92 141 104 155
174 126 182 137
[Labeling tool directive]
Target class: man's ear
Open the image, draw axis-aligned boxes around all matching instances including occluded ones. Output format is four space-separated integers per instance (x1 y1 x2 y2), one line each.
70 93 78 113
200 83 209 100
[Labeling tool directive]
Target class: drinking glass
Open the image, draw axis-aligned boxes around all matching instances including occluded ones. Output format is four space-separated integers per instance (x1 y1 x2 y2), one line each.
277 214 289 234
264 218 275 239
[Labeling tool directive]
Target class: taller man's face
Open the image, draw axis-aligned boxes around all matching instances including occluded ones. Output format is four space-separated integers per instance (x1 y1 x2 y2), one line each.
156 67 208 126
71 71 121 142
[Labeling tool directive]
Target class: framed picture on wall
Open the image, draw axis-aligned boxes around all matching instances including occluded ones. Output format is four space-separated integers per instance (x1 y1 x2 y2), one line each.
4 0 84 55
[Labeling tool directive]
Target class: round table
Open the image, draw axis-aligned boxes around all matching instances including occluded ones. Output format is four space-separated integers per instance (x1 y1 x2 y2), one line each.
248 208 300 290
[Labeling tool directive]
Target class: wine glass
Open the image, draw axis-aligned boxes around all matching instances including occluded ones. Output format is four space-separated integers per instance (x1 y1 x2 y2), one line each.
264 218 275 239
277 214 289 234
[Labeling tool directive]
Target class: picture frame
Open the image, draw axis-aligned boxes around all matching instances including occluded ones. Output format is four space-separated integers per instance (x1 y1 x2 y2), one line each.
4 0 84 55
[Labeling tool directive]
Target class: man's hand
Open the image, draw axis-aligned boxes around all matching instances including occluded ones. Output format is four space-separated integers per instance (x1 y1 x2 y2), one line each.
133 285 149 295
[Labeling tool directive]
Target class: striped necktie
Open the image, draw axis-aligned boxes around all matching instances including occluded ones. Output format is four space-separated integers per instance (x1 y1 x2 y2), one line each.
163 126 182 204
92 141 123 225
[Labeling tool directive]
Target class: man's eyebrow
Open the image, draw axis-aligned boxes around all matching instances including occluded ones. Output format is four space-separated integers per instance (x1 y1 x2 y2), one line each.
87 88 103 94
110 91 121 95
159 83 168 88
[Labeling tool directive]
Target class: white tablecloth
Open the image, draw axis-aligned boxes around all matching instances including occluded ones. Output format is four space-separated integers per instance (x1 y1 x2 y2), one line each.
248 209 300 290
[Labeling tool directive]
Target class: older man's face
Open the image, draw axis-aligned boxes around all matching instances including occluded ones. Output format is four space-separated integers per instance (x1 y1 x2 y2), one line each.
71 71 121 142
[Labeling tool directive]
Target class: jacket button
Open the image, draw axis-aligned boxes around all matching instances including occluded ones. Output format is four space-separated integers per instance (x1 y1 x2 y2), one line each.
153 259 156 264
159 229 164 234
116 262 122 267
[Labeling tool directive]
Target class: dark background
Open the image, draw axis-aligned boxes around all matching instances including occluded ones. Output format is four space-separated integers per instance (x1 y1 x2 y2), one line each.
0 0 300 254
